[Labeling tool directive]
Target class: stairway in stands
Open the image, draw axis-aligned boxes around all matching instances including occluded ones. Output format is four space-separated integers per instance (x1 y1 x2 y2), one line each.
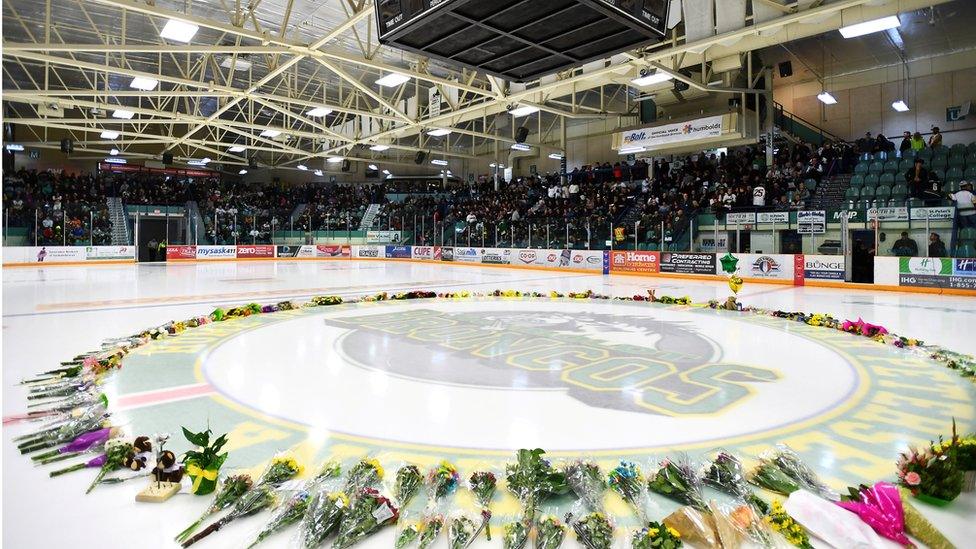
773 102 843 147
106 196 130 245
358 203 380 230
807 173 851 209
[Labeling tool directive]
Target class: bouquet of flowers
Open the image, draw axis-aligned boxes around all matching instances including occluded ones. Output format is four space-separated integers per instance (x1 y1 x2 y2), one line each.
182 484 278 547
837 483 911 547
258 455 304 487
310 295 344 306
85 438 133 494
647 458 705 510
535 514 567 549
344 458 384 495
571 512 614 549
708 500 775 549
332 488 399 549
763 500 812 548
663 507 718 548
175 474 253 542
565 459 607 512
502 520 530 549
298 488 349 549
393 464 424 507
749 461 801 496
608 461 649 519
505 449 569 521
765 445 838 500
395 518 421 549
703 451 768 513
427 460 460 502
417 514 445 549
468 471 497 539
895 444 964 503
448 513 479 549
246 489 311 548
180 426 230 495
30 426 118 464
631 521 682 549
310 460 342 485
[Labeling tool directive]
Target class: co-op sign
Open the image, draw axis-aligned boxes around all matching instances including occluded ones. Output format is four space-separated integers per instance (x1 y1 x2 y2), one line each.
620 115 724 148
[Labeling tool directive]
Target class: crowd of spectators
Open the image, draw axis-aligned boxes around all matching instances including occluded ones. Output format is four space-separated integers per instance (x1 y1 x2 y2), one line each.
3 168 113 245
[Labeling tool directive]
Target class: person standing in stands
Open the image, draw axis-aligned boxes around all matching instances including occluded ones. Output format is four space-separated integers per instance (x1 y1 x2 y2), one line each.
950 181 976 228
899 131 913 156
928 233 947 258
158 239 167 262
892 232 918 257
911 132 926 152
752 182 766 208
928 127 943 149
905 158 930 199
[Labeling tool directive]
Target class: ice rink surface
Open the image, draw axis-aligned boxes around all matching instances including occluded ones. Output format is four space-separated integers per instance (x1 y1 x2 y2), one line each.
4 259 976 548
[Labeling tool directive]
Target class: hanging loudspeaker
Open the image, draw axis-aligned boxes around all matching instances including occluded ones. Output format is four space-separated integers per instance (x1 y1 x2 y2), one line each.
778 61 793 78
515 126 529 143
60 138 73 153
248 157 258 169
414 150 428 164
162 152 173 165
341 159 351 172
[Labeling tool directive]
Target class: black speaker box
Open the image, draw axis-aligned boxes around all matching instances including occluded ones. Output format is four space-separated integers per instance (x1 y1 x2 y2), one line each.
341 159 351 172
162 152 173 165
60 138 73 153
414 150 428 165
778 61 793 78
515 126 529 143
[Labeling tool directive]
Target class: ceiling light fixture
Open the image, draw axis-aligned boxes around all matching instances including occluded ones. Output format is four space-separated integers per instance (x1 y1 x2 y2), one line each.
431 159 449 166
368 164 378 170
509 105 539 117
548 153 564 160
104 157 127 164
306 107 333 117
228 145 246 152
619 145 646 154
314 170 323 176
326 157 343 163
5 144 25 151
112 109 135 119
110 148 119 155
839 15 900 39
129 77 159 91
891 100 910 112
369 144 390 151
220 57 252 71
511 143 531 151
297 164 308 171
160 19 199 43
238 169 248 175
426 128 452 137
817 92 838 105
631 71 672 87
259 129 281 137
375 72 410 87
382 169 391 175
100 130 120 139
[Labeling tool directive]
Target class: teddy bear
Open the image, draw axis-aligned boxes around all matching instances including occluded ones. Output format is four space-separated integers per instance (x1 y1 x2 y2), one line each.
124 436 153 471
152 450 185 484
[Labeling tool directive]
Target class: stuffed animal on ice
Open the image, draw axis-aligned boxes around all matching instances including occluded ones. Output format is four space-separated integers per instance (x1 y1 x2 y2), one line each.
124 436 153 471
152 450 184 483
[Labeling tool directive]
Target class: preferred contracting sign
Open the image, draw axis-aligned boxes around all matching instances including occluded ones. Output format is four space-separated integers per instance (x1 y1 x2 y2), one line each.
618 115 724 150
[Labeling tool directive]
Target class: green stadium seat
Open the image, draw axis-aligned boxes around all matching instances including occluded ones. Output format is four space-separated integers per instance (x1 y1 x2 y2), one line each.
860 186 876 200
947 166 965 180
931 156 949 171
879 173 895 186
874 186 891 201
917 148 933 161
854 162 870 175
890 185 908 200
960 228 976 242
844 187 860 200
946 181 961 193
931 168 946 182
967 152 976 167
873 152 887 161
949 154 966 167
869 161 885 174
850 174 865 187
804 178 817 191
968 142 976 154
955 243 976 258
934 145 950 156
950 143 967 155
964 166 976 179
883 160 899 173
901 150 916 160
898 159 914 173
864 174 880 187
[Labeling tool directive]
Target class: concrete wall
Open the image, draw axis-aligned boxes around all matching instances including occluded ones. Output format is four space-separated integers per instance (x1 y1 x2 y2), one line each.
774 53 976 144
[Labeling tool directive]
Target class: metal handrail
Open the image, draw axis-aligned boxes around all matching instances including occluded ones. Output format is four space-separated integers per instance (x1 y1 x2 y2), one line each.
773 101 845 144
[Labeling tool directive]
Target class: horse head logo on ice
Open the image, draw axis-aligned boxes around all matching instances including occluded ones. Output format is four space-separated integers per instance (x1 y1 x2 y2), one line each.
326 308 778 416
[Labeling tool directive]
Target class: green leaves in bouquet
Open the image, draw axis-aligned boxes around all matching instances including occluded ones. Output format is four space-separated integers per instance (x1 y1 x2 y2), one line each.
181 426 229 470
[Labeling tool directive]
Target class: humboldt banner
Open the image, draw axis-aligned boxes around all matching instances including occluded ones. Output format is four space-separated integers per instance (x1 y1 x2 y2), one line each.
618 115 724 150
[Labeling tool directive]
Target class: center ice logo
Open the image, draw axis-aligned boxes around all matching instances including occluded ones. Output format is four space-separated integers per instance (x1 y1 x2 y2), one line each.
326 309 778 416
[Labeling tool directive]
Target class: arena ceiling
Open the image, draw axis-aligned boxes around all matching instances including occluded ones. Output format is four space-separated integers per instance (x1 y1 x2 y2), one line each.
0 0 960 173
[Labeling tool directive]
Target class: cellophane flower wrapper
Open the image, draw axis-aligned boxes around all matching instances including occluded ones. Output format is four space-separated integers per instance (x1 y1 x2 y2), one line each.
447 511 480 549
565 458 607 513
416 512 446 549
394 511 422 549
256 454 304 489
763 500 813 549
505 449 569 521
343 457 385 498
708 499 780 549
782 489 888 549
468 470 498 540
426 460 460 507
175 473 254 542
332 487 399 549
391 463 424 508
896 487 955 549
749 461 801 496
246 489 311 548
503 519 531 549
535 512 567 549
607 460 652 521
836 482 912 547
297 479 349 549
182 484 278 547
767 445 839 501
662 506 718 549
309 460 343 487
630 521 683 549
647 457 706 511
570 511 616 549
703 451 768 513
